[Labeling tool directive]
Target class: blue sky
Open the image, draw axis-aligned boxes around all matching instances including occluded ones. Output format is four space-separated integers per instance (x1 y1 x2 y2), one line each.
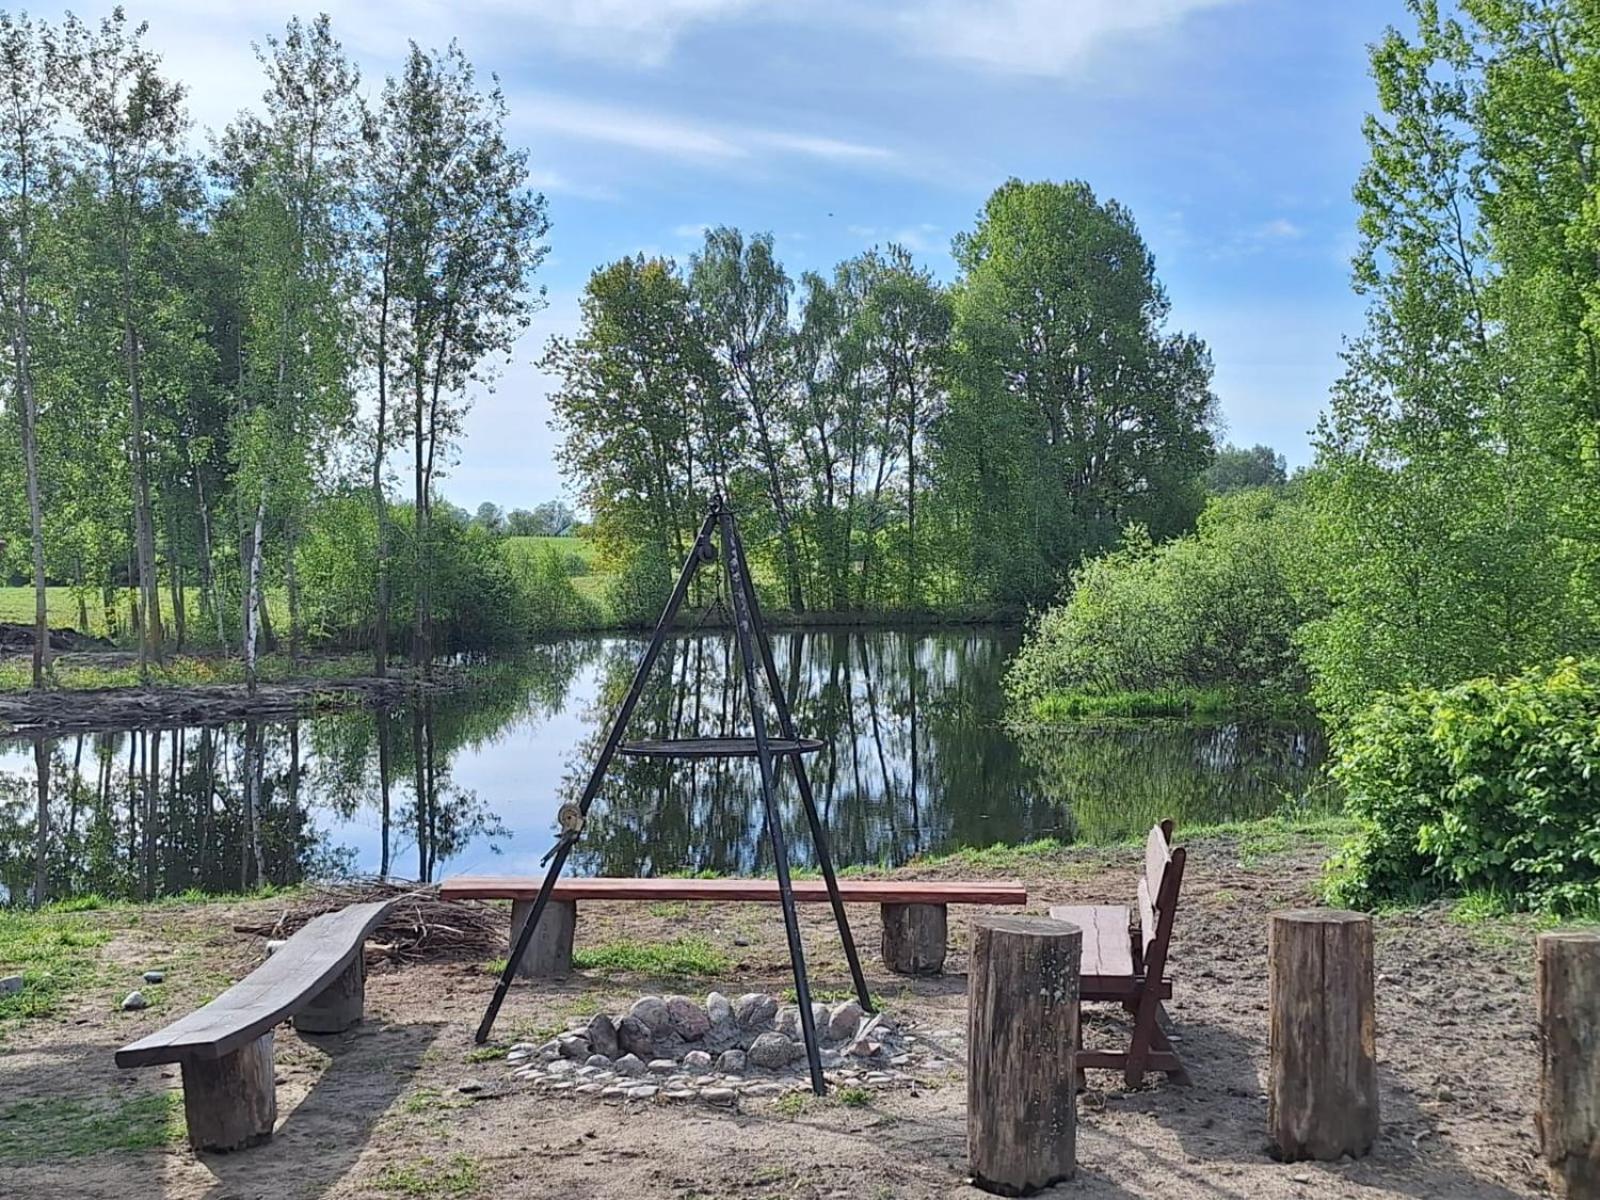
42 0 1399 510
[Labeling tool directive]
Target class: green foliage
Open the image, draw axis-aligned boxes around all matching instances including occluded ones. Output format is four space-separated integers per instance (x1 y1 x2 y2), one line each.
1327 658 1600 913
1007 490 1313 712
1203 443 1287 495
0 908 110 1031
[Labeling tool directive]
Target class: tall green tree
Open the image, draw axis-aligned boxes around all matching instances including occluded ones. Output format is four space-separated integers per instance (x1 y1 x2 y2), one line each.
369 42 548 673
53 9 191 671
937 179 1216 605
0 12 56 685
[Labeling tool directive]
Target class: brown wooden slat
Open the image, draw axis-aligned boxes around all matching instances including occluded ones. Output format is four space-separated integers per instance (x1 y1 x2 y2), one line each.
1145 824 1171 912
115 899 395 1069
440 876 1028 905
1048 904 1133 979
1137 876 1157 957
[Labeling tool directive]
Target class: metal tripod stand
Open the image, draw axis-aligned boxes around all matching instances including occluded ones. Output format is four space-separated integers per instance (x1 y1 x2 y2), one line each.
474 495 873 1095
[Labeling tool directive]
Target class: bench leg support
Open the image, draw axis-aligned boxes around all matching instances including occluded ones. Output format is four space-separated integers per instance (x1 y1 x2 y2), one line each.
511 898 577 979
296 954 366 1034
180 1031 276 1153
880 902 947 975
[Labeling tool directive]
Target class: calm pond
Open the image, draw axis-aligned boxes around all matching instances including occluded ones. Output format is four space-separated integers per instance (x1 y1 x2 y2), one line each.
0 629 1328 904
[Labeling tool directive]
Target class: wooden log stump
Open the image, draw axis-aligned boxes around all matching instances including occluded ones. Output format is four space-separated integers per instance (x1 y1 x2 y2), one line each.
510 899 577 979
881 902 947 975
967 915 1080 1196
179 1031 276 1153
1538 930 1600 1198
295 953 365 1034
1268 909 1378 1162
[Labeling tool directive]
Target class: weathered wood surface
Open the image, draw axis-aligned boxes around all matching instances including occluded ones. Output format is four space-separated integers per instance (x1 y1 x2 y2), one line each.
1268 909 1378 1162
1538 930 1600 1198
1048 905 1133 980
180 1031 276 1152
880 902 947 974
442 875 1027 905
116 899 395 1067
294 953 365 1034
510 898 578 979
968 915 1081 1196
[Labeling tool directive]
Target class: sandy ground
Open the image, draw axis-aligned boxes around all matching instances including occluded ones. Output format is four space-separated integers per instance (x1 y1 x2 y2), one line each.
0 834 1552 1199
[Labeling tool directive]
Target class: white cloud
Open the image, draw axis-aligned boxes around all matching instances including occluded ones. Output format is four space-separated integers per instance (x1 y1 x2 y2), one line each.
514 93 747 159
1258 217 1303 240
756 132 895 163
673 222 713 239
887 0 1239 76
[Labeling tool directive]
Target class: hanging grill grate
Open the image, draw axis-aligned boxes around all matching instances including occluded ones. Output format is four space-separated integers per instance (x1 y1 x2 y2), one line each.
617 736 825 759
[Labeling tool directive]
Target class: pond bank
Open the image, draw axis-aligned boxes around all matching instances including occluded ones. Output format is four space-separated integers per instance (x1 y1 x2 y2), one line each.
0 657 470 735
0 822 1556 1198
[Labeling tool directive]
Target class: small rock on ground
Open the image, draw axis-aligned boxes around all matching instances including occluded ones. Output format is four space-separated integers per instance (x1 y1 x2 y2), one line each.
121 991 147 1011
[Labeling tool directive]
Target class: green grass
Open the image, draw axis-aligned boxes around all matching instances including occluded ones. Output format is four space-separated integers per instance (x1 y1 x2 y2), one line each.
0 1092 184 1160
0 908 112 1033
771 1092 809 1118
835 1086 871 1108
0 584 289 641
1027 685 1312 724
571 936 730 978
375 1152 483 1198
502 536 599 570
647 901 690 919
464 1045 506 1063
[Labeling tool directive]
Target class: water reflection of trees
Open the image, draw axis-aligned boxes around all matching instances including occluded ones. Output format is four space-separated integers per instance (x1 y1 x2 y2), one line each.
0 642 594 905
570 628 1071 876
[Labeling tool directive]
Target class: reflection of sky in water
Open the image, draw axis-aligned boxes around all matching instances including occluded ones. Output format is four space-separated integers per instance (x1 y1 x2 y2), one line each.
0 630 1329 901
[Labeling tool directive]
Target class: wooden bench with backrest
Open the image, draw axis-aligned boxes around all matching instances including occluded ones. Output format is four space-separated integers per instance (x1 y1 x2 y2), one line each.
114 898 396 1152
439 876 1027 977
1050 819 1189 1087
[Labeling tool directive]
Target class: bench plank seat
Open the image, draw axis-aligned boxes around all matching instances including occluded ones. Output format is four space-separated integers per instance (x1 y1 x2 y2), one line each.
440 876 1027 905
443 875 1026 977
116 899 394 1069
1048 904 1135 981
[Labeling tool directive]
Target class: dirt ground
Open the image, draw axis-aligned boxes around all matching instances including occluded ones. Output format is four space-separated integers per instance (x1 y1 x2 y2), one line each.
0 833 1554 1199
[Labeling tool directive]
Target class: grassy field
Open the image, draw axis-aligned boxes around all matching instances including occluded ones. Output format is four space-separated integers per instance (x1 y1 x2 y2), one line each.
503 535 613 607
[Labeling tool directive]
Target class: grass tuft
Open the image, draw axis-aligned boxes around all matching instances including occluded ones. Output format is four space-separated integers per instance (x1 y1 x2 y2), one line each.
375 1152 483 1197
572 936 729 978
0 1092 184 1160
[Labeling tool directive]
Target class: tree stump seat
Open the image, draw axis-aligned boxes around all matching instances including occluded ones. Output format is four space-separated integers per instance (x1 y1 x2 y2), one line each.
114 898 396 1153
440 876 1028 976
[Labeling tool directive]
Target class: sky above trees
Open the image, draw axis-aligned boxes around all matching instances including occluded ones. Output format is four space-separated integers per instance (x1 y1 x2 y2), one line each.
29 0 1393 508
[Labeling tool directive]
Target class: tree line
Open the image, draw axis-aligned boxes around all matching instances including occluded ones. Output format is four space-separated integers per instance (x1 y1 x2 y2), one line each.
1011 0 1600 733
0 10 548 687
547 180 1218 622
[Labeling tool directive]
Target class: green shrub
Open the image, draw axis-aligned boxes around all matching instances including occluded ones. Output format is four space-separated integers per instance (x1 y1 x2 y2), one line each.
512 547 603 637
1327 657 1600 913
1006 490 1314 714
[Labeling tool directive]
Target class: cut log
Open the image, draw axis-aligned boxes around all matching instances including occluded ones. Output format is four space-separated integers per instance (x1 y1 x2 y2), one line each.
967 914 1080 1196
1538 930 1600 1198
881 902 947 975
179 1031 276 1153
1268 909 1378 1162
294 953 364 1034
510 898 577 979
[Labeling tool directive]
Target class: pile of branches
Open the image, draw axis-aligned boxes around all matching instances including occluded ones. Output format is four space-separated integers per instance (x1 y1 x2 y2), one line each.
234 879 506 964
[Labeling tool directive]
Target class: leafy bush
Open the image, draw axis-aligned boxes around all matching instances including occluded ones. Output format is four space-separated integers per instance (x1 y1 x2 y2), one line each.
1327 658 1600 913
1006 490 1314 714
512 547 602 637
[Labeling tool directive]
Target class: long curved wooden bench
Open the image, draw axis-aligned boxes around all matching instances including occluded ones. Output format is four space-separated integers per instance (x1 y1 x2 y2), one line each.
440 876 1028 976
115 898 395 1152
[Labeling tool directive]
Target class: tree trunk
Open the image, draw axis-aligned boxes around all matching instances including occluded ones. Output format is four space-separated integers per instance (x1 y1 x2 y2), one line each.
1538 931 1600 1198
372 228 394 678
295 955 365 1034
166 503 186 652
1268 910 1378 1162
243 493 267 693
180 1032 276 1152
967 914 1080 1196
880 903 946 974
285 516 301 666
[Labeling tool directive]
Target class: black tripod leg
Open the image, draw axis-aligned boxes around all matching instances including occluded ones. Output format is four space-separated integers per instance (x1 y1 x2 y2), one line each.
474 511 717 1044
720 507 827 1095
726 523 875 1014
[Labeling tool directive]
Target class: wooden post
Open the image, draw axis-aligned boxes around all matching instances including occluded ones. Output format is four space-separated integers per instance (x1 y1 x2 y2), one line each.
179 1032 276 1153
295 954 365 1034
510 898 577 979
968 915 1080 1196
1538 930 1600 1198
1268 909 1378 1162
881 902 947 974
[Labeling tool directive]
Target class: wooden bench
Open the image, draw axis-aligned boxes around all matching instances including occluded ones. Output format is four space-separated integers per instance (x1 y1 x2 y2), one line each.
440 876 1028 976
115 899 395 1152
1050 820 1189 1087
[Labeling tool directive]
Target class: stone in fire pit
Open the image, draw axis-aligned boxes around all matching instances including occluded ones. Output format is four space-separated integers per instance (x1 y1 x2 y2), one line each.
503 990 942 1104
